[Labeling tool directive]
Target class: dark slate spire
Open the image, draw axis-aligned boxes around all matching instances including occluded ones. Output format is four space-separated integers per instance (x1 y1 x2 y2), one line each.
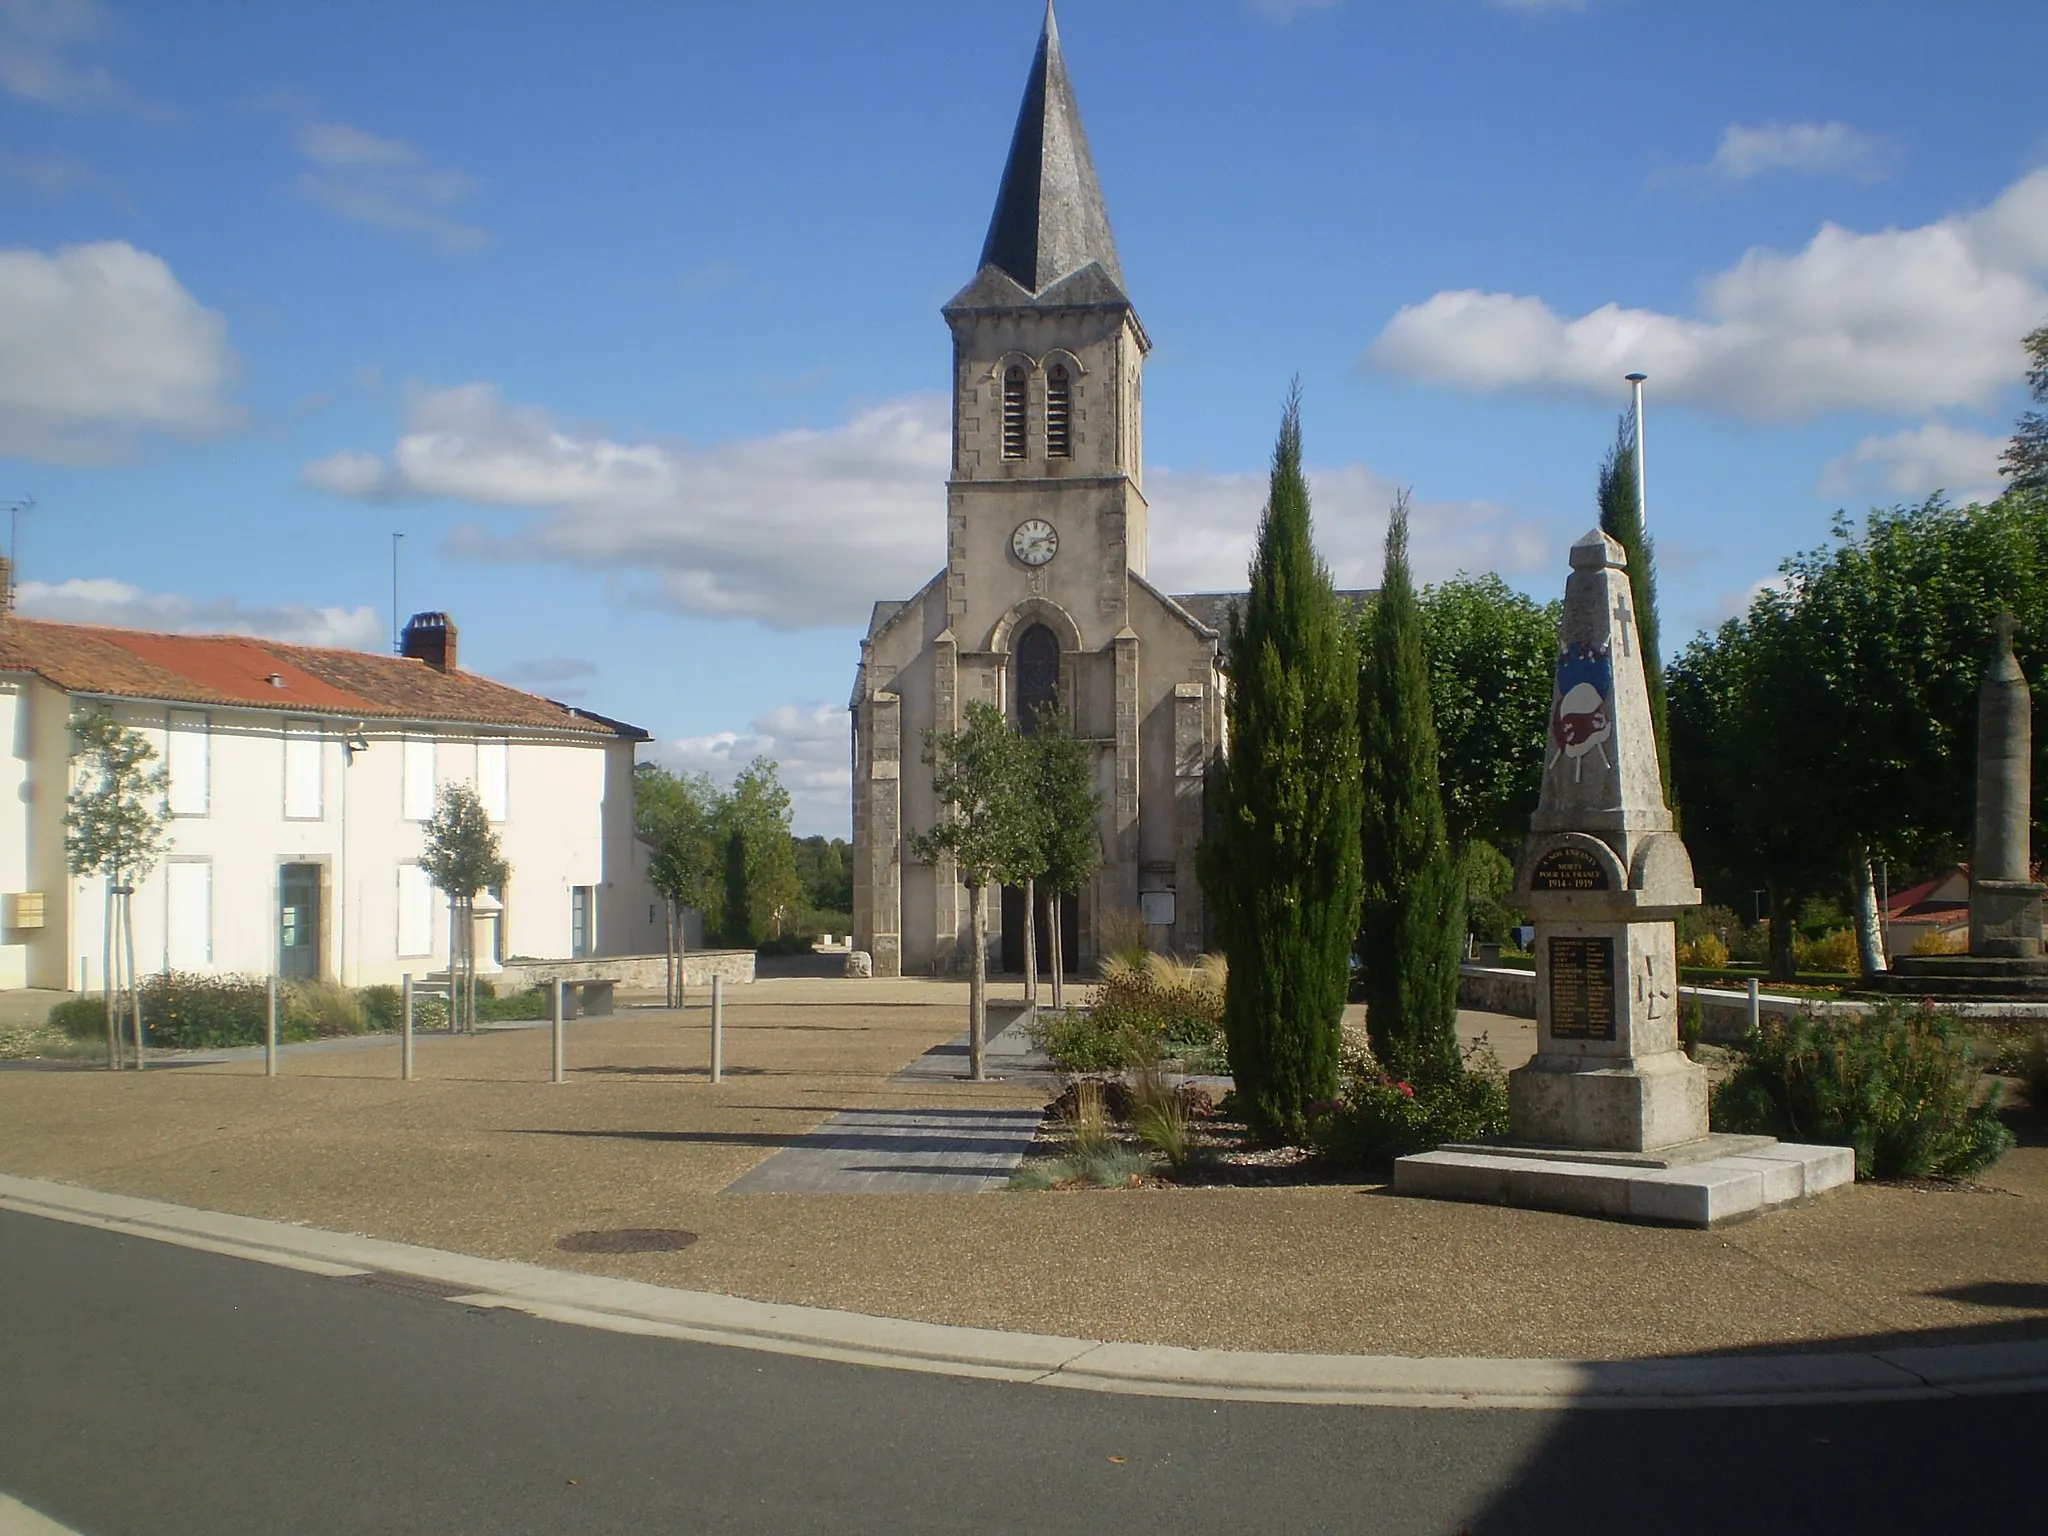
975 2 1124 299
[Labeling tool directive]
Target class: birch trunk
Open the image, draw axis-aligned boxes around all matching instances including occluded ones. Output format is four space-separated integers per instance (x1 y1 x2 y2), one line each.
1854 851 1888 975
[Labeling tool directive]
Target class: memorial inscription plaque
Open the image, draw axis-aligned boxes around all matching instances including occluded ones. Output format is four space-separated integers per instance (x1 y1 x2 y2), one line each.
1548 936 1617 1040
1531 845 1609 892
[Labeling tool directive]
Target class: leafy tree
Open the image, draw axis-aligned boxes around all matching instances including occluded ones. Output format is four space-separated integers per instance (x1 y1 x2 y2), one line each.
793 836 854 919
1197 389 1362 1142
1599 411 1673 809
1025 699 1101 1010
64 711 169 1070
1670 494 2048 978
1357 497 1464 1086
420 780 510 1033
2003 324 2048 496
635 765 720 1005
1417 574 1561 856
715 758 801 946
911 701 1033 1079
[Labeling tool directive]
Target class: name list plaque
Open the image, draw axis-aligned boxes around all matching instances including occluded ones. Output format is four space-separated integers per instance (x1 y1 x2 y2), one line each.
1547 936 1617 1041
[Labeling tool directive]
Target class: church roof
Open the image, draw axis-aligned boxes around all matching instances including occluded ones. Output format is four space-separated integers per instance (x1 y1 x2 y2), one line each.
951 3 1126 310
1171 590 1379 649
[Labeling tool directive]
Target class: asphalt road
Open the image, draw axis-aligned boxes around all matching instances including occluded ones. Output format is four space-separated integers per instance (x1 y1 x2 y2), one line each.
1 1209 2043 1535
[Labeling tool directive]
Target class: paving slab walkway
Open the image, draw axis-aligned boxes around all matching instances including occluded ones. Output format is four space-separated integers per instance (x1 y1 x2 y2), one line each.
721 1107 1047 1193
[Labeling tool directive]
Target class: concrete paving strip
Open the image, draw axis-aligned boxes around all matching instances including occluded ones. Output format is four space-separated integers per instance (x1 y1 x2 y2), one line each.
0 1490 87 1535
5 1171 2046 1412
721 1107 1047 1193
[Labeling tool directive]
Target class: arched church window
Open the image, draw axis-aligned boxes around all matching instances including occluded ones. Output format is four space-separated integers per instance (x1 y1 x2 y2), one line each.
1002 367 1027 460
1016 624 1060 733
1046 364 1072 458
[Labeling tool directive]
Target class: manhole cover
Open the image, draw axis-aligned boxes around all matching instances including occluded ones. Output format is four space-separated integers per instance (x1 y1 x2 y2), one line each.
556 1228 698 1254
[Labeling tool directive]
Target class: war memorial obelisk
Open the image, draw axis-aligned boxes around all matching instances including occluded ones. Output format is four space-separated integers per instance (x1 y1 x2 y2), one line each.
1395 530 1853 1226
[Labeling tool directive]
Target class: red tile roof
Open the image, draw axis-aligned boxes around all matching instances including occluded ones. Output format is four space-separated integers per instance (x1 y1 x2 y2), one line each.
0 617 645 738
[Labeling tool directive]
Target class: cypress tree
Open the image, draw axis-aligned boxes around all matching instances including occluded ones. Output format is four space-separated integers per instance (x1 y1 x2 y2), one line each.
1598 412 1672 806
1357 497 1464 1085
1197 388 1362 1142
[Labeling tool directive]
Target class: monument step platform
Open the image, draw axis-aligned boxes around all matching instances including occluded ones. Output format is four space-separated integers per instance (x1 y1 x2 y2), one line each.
1392 1140 1854 1228
1865 958 2048 999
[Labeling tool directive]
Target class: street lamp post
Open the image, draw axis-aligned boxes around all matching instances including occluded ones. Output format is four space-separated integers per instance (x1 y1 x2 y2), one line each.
1625 373 1648 536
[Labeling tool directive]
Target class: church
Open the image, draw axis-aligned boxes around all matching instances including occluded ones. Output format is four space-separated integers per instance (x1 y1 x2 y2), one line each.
850 5 1235 978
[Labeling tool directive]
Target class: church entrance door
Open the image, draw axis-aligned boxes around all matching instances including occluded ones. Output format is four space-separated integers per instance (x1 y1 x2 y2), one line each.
1000 884 1080 977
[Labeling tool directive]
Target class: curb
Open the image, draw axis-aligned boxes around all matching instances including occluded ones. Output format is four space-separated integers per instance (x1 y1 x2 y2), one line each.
4 1172 2045 1412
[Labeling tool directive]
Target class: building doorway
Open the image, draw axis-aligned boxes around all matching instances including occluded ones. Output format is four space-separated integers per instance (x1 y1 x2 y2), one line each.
1000 883 1079 977
279 864 322 980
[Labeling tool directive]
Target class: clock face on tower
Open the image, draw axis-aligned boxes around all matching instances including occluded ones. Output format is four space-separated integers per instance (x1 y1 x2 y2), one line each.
1011 519 1059 567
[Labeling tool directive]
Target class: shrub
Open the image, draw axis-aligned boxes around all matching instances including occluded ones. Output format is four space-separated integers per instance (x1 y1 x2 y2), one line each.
1129 1061 1195 1169
1793 928 1858 974
475 986 551 1022
1912 928 1968 957
1726 923 1771 965
143 972 274 1049
282 980 369 1039
1711 1001 2014 1179
359 984 403 1032
1307 1036 1509 1169
48 996 106 1041
1096 907 1152 968
1028 953 1228 1074
2020 1029 2048 1115
1679 933 1730 969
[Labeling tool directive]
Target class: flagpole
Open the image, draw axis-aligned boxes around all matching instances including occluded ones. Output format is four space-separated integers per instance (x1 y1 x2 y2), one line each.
1625 373 1647 534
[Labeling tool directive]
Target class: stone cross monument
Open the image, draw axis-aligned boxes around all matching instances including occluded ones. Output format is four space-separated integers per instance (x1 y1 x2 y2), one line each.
1508 529 1707 1153
1393 530 1854 1224
1970 615 2044 957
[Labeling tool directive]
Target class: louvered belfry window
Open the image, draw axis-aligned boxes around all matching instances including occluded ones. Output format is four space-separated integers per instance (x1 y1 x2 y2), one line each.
1045 364 1072 458
1002 366 1027 460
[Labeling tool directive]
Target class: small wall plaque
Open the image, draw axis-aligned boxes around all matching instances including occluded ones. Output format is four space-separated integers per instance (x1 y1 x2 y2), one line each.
1548 936 1617 1040
1531 846 1610 892
1140 890 1175 926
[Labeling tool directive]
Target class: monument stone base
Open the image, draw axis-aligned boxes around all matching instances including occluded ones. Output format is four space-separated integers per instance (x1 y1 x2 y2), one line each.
1507 1049 1708 1154
1392 1138 1854 1228
1969 878 2046 958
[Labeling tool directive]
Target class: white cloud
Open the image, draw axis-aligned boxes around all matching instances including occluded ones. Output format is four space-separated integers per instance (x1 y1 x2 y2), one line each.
1244 0 1342 20
658 702 852 838
305 385 952 629
0 241 239 462
1148 464 1551 595
1705 121 1888 183
0 0 128 109
1367 166 2048 420
1819 421 2008 504
295 120 486 252
304 387 1556 629
16 578 382 648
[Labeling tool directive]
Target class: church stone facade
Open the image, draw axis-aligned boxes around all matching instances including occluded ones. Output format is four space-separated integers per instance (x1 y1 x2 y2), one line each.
850 7 1228 978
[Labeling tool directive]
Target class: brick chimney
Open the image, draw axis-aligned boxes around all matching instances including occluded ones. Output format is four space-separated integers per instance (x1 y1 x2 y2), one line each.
400 611 458 671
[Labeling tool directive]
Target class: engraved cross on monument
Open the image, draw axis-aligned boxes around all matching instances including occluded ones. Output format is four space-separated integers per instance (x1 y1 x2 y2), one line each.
1392 530 1854 1224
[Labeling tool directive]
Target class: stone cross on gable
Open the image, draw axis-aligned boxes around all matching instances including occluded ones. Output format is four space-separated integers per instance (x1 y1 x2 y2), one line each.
1612 591 1635 656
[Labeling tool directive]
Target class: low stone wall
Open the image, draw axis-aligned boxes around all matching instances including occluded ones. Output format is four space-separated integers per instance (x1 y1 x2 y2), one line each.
497 951 756 992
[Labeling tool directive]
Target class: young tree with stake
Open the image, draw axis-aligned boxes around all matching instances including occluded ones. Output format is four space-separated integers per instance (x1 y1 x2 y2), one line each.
1027 700 1099 1010
420 781 510 1034
911 702 1032 1080
636 766 719 1005
64 711 169 1070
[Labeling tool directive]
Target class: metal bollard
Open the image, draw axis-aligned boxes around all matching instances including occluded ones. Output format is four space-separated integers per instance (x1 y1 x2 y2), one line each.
265 975 278 1078
551 980 566 1084
1747 976 1761 1035
710 974 724 1084
401 974 415 1081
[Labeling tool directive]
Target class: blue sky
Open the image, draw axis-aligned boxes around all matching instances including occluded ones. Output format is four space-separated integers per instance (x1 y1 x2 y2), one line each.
4 0 2046 833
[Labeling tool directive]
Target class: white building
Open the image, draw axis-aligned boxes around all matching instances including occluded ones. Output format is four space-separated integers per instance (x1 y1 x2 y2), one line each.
0 597 664 992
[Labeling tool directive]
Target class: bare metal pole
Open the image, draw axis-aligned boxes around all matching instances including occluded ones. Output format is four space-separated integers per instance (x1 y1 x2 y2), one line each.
551 980 566 1084
391 532 404 654
265 974 278 1078
401 974 415 1080
1626 373 1648 536
709 974 724 1084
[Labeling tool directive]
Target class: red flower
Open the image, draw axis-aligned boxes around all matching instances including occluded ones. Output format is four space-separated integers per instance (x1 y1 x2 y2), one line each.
1396 1081 1415 1098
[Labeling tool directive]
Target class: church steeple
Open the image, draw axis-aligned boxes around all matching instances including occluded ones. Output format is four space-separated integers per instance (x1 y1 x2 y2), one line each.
972 2 1124 300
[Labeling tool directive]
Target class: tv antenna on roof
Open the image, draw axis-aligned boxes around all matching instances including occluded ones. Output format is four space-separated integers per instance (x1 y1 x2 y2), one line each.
391 531 404 654
2 495 35 572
